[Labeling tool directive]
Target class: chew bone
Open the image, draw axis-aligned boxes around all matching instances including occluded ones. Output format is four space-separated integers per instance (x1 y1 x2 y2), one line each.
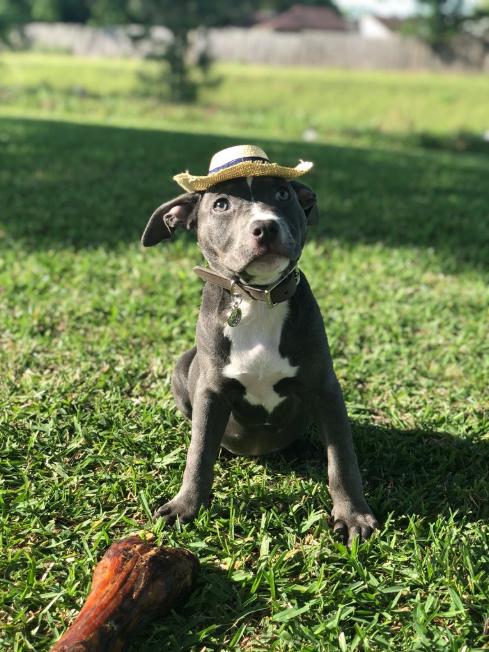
49 536 200 652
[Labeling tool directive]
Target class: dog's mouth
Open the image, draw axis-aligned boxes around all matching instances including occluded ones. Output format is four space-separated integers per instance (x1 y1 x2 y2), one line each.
241 252 292 286
249 251 288 267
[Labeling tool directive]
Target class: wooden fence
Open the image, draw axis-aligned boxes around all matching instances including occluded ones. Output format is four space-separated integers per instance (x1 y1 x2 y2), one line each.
23 23 489 72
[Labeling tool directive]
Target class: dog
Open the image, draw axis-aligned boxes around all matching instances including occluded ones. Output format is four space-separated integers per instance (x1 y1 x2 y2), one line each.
142 145 379 544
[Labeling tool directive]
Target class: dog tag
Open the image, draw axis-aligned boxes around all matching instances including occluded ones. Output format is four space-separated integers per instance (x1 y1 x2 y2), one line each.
227 282 242 327
227 304 242 327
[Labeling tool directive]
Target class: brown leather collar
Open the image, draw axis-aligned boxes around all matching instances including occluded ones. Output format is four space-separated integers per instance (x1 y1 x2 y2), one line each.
193 264 300 308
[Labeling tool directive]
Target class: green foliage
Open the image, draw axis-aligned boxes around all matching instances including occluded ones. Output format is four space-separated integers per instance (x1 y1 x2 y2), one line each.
407 0 489 54
29 0 93 23
89 0 130 25
1 0 345 101
0 0 262 101
0 0 94 42
410 0 464 49
1 54 489 651
91 1 260 102
0 0 30 47
260 0 339 11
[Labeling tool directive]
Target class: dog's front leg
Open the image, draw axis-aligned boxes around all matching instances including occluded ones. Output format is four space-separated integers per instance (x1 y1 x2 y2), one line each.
308 381 379 546
154 387 230 525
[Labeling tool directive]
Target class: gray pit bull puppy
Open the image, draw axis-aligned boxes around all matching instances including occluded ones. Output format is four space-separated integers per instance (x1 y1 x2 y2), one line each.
142 146 379 545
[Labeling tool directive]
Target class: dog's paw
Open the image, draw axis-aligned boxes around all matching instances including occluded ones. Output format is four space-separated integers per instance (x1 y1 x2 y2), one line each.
153 498 201 526
332 506 380 547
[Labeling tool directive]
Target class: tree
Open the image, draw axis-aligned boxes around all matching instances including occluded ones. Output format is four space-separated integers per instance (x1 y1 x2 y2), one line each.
92 0 345 101
1 0 346 100
29 0 93 23
0 0 31 47
261 0 339 10
407 0 489 55
417 0 465 47
90 0 260 102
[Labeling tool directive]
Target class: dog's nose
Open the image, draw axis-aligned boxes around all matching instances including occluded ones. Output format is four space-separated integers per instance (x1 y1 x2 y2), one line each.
250 220 279 243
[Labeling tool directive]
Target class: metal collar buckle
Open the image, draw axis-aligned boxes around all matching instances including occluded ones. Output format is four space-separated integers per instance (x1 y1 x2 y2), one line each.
264 265 300 309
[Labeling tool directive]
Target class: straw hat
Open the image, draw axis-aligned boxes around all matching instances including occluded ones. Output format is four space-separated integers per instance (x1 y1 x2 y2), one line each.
174 145 313 192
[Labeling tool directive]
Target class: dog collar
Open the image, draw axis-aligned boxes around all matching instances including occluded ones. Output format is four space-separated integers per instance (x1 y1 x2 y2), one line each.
193 264 301 309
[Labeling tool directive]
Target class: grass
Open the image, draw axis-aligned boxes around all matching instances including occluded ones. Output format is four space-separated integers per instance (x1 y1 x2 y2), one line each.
0 53 489 651
2 52 489 151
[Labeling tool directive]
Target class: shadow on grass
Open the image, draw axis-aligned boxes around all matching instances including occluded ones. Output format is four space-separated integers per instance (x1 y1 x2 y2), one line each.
1 116 488 271
137 424 489 650
249 423 489 527
339 126 489 156
353 423 489 525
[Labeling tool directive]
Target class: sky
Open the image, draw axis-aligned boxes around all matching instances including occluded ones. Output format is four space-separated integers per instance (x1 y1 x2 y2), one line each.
335 0 479 17
335 0 417 17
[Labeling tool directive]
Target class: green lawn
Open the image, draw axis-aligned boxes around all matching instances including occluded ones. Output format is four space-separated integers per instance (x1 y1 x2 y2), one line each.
2 52 489 150
0 54 488 651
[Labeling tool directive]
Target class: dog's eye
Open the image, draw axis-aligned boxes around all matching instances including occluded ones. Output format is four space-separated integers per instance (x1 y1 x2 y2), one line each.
213 198 230 212
275 189 290 201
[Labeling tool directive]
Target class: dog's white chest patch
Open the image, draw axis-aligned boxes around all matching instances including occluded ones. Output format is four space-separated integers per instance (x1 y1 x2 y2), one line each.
223 298 298 413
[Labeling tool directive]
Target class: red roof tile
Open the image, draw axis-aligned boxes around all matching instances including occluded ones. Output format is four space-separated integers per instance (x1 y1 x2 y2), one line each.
258 5 347 32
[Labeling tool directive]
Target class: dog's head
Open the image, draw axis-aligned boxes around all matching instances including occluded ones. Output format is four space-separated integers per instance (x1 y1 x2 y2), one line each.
141 176 319 285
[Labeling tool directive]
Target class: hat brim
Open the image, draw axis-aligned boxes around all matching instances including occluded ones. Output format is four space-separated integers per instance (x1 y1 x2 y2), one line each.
174 160 313 192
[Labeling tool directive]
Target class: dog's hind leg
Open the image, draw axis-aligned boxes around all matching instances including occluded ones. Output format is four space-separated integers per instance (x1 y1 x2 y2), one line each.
171 347 197 421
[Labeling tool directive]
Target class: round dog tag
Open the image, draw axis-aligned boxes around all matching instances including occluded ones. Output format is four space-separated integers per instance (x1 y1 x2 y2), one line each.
227 305 242 327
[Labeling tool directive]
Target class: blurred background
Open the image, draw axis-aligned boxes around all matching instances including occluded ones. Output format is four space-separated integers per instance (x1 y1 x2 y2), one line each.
1 0 489 253
1 0 489 136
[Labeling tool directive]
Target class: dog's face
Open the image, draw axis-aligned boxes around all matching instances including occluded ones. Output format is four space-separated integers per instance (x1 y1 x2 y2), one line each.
142 176 319 285
197 177 316 284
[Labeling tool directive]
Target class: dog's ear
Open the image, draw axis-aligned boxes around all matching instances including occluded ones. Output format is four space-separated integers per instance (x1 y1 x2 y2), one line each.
290 180 320 226
141 192 201 247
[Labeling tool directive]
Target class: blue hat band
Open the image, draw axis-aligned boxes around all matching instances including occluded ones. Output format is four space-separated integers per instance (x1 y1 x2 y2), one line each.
208 156 270 175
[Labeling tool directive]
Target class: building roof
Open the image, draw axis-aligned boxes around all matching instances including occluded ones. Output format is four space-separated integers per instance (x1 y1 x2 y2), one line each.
257 5 348 32
374 16 405 32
